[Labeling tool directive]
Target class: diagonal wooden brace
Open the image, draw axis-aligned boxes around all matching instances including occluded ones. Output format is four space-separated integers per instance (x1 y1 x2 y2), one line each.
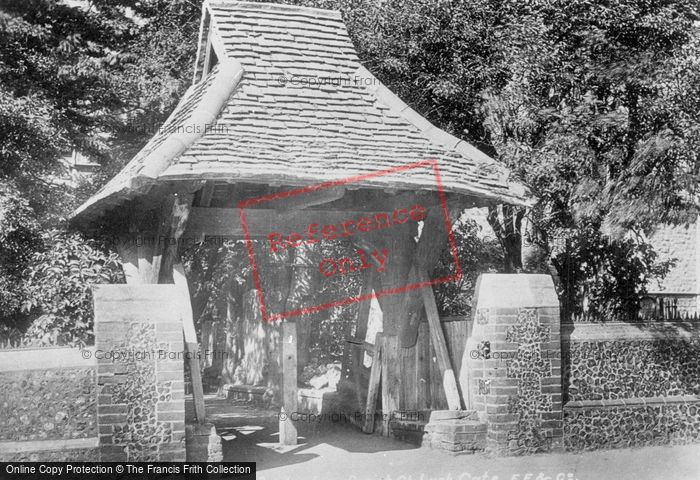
416 266 463 411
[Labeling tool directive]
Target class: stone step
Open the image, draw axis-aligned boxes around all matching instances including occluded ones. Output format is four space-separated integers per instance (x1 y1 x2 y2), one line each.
424 420 487 435
421 411 487 455
422 433 486 455
392 410 432 422
428 410 480 422
390 419 426 432
388 411 430 446
388 410 486 452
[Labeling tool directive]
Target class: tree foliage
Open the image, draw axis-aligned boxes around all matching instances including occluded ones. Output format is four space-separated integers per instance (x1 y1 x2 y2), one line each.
0 0 200 220
0 180 42 338
486 0 700 231
433 217 503 316
337 0 700 316
0 0 198 341
22 230 123 346
483 0 700 315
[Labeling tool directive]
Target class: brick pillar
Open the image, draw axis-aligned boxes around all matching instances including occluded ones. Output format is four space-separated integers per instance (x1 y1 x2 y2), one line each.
94 285 187 462
464 274 562 455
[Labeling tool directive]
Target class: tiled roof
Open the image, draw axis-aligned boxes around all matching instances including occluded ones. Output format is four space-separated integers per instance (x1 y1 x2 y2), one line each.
73 1 528 221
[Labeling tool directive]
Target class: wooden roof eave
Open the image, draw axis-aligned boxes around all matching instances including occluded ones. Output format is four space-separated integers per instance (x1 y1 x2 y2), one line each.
155 169 531 209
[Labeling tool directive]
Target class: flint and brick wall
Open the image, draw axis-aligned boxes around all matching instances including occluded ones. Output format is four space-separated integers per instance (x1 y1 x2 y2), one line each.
562 322 700 451
94 285 187 461
0 347 98 461
464 274 563 456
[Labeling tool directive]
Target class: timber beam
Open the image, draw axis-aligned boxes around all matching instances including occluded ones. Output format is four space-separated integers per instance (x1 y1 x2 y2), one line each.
183 207 403 239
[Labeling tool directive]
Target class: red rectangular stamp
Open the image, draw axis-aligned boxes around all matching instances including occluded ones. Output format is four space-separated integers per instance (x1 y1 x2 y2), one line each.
238 159 461 322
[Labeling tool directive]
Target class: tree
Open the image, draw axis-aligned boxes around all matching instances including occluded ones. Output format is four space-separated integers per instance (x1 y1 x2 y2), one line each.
0 0 199 340
0 180 42 338
0 0 201 220
433 216 503 316
486 0 700 232
337 0 700 315
1 0 135 221
483 0 699 315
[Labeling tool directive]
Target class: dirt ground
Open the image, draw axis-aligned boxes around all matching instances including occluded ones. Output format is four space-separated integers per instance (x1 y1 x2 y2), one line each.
219 421 700 480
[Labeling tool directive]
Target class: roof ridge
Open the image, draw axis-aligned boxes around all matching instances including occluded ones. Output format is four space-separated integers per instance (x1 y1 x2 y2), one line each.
205 0 342 19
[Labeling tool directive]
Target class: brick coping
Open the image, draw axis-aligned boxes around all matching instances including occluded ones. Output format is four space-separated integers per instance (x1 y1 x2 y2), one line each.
562 321 700 342
0 347 96 372
565 395 700 409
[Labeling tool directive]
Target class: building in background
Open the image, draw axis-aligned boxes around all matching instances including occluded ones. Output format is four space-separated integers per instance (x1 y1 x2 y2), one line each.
646 222 700 318
56 150 100 188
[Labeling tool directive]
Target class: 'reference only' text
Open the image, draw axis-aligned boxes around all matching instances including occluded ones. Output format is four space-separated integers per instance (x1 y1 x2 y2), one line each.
266 203 427 278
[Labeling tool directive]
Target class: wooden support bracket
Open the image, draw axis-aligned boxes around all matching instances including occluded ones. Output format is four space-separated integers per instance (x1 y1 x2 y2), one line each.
160 195 193 283
400 203 464 347
150 198 175 284
116 239 141 285
417 266 463 410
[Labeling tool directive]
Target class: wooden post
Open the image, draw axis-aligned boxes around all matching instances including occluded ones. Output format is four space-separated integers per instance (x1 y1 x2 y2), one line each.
362 333 382 434
381 334 399 436
136 236 153 284
351 270 374 412
160 195 193 283
197 181 215 243
417 266 463 410
279 320 298 446
114 193 207 425
416 322 431 409
276 243 320 446
373 224 415 431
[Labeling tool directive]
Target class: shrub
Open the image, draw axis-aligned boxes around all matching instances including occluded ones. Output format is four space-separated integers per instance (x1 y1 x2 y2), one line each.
22 230 124 346
0 180 43 335
433 217 504 316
